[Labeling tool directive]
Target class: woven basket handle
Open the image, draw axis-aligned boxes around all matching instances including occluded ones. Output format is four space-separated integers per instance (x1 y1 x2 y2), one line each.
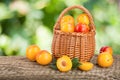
54 5 95 32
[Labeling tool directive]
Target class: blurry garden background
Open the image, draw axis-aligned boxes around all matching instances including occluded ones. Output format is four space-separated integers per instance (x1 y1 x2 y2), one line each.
0 0 120 56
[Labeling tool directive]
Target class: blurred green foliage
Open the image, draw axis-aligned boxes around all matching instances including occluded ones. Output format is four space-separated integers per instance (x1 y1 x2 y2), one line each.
0 0 120 56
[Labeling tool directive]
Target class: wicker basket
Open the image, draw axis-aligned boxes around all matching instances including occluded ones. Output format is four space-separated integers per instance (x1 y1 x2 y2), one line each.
51 5 96 61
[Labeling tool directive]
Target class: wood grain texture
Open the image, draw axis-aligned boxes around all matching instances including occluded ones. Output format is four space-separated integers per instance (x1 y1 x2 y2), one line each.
0 55 120 80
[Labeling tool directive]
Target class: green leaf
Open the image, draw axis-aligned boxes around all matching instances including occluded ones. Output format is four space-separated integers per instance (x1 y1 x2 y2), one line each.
49 64 58 70
49 57 58 70
72 58 81 69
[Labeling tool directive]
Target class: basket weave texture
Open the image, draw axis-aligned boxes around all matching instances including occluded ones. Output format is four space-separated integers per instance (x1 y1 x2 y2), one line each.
52 5 96 61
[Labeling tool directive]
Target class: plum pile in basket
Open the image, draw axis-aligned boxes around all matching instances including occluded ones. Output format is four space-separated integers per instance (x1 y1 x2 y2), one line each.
52 5 95 62
60 13 90 33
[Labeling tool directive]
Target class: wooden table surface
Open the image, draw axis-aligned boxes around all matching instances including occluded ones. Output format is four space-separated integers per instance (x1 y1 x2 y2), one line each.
0 55 120 80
